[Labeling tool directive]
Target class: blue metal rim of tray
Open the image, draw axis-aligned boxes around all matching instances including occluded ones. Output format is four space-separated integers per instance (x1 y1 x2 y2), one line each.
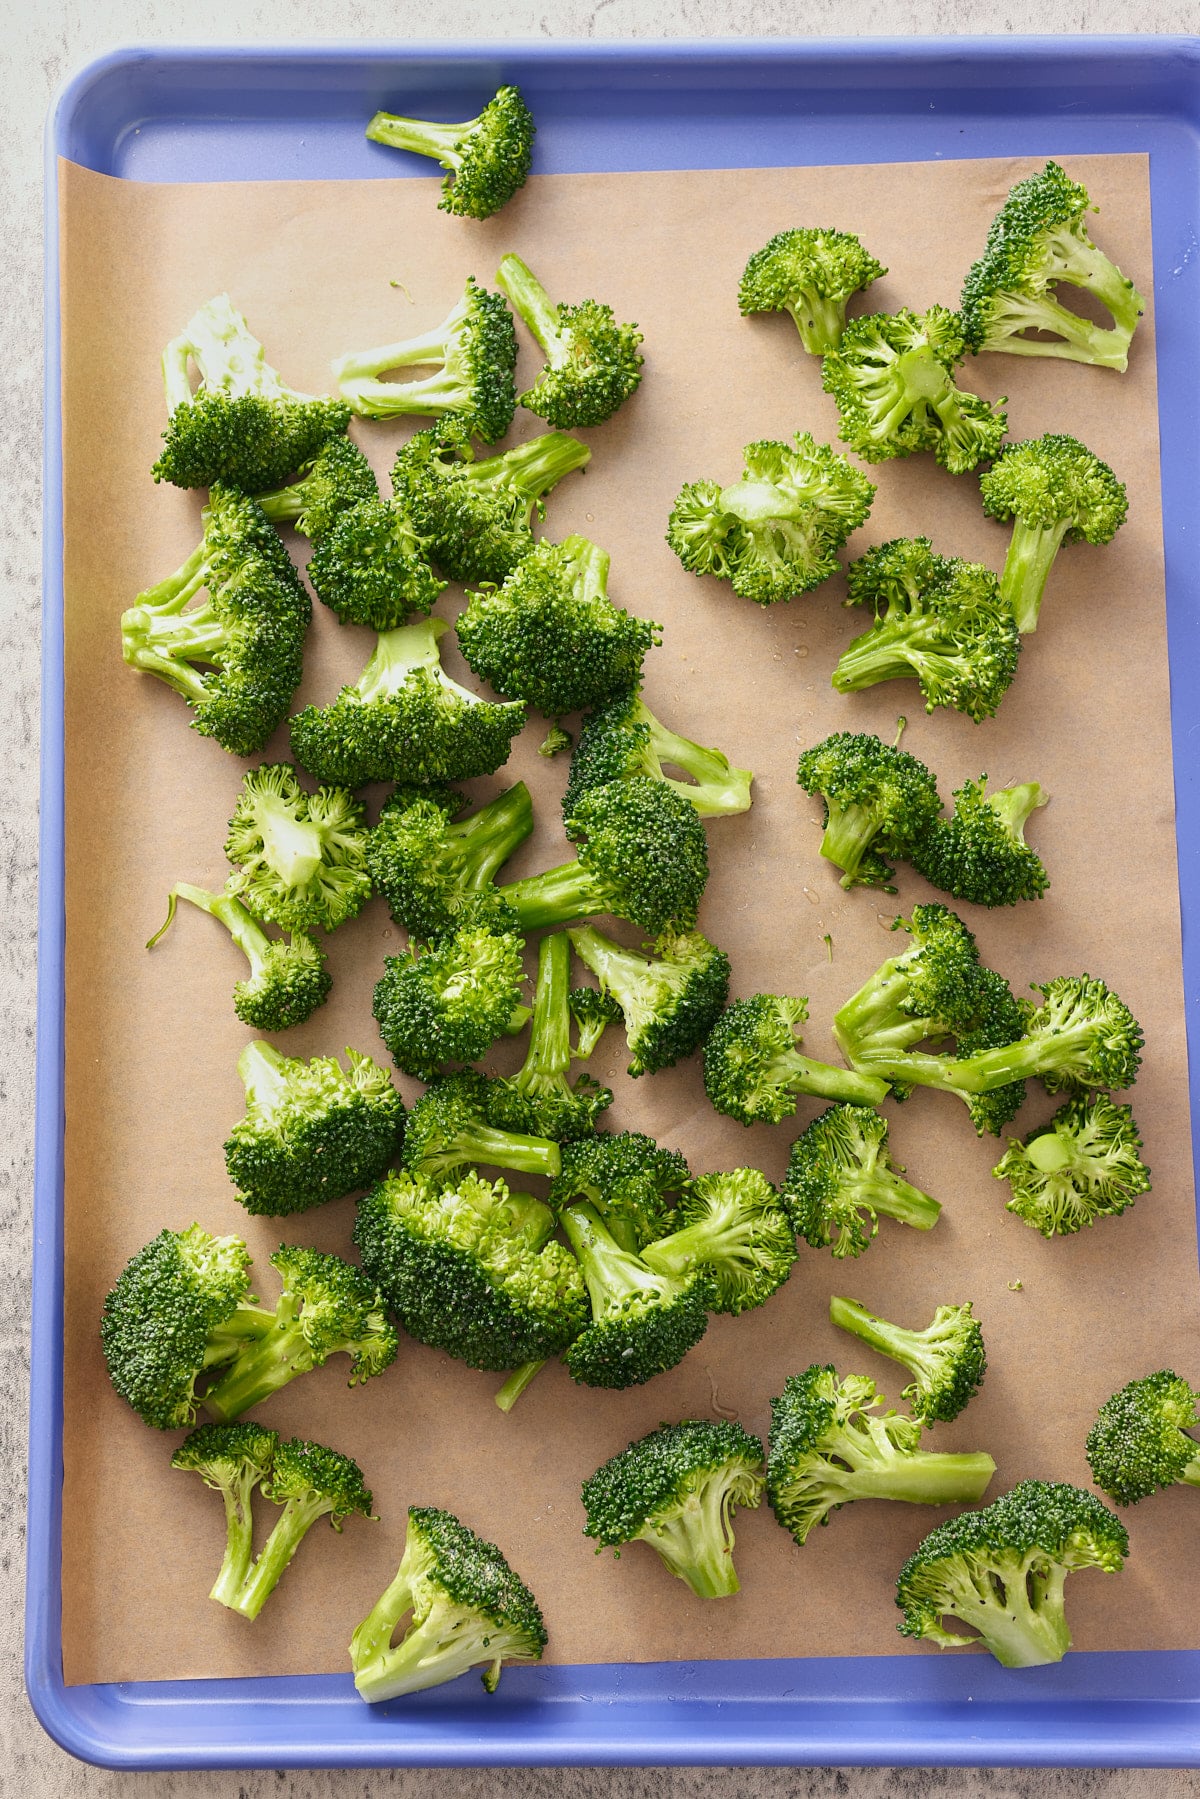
30 35 1200 1769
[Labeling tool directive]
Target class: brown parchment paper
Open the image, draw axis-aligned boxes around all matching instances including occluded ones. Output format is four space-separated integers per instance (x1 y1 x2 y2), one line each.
58 150 1200 1688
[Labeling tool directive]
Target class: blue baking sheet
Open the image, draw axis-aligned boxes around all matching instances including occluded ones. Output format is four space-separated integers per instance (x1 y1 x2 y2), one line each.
32 36 1200 1769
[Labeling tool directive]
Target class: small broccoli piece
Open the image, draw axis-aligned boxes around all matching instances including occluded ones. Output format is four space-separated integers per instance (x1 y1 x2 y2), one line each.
256 434 380 540
355 1169 586 1370
332 278 517 442
120 484 309 756
457 536 660 717
496 252 644 427
767 1366 996 1545
830 1295 987 1425
960 160 1145 371
797 731 942 891
559 1201 712 1389
896 1480 1128 1665
738 227 887 353
993 1093 1150 1237
562 687 754 825
290 616 526 790
822 306 1007 474
351 1504 546 1701
642 1168 796 1316
401 1071 562 1181
224 1040 405 1217
367 781 533 940
702 994 888 1127
666 433 875 606
549 1131 691 1254
831 903 990 1085
782 1104 942 1259
833 538 1021 723
1086 1371 1200 1505
582 1420 765 1598
979 433 1129 633
912 775 1048 908
365 85 535 220
224 763 372 934
171 1422 279 1606
152 295 350 491
485 932 613 1142
539 723 572 758
307 499 445 631
943 975 1144 1101
372 909 528 1082
569 985 622 1060
229 1438 374 1622
392 424 591 586
147 883 331 1032
567 924 731 1078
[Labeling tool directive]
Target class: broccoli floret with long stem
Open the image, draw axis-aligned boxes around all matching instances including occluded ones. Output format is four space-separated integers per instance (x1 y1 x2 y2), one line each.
1086 1371 1200 1505
896 1480 1128 1665
913 776 1049 908
355 1169 586 1370
496 252 644 427
256 435 380 540
290 616 526 789
372 909 529 1082
767 1366 996 1545
582 1420 765 1598
797 731 942 891
351 1505 546 1701
367 781 533 940
365 86 535 221
822 306 1007 474
171 1423 279 1607
307 499 445 631
457 536 660 717
549 1131 691 1254
224 763 372 934
940 975 1144 1101
830 1295 987 1425
831 903 990 1086
560 1200 712 1389
782 1104 942 1259
224 1041 405 1217
230 1438 374 1622
147 883 331 1033
401 1071 562 1181
485 932 613 1142
121 484 310 756
738 228 887 353
568 924 731 1077
562 687 754 826
961 161 1145 371
993 1094 1150 1237
979 433 1128 633
642 1168 796 1316
834 538 1020 723
702 994 888 1126
569 985 622 1060
667 433 876 606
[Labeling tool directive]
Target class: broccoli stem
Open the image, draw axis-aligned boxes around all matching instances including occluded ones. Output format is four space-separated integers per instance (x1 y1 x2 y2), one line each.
717 481 795 525
356 617 449 702
1000 518 1071 633
1045 227 1144 332
494 1359 547 1412
770 1051 890 1108
147 884 276 980
831 621 950 693
560 1202 660 1316
209 1472 260 1608
643 712 754 816
496 253 566 360
829 1296 944 1385
229 1493 329 1621
983 290 1132 370
819 800 887 888
641 1480 745 1599
350 1567 505 1699
248 793 325 891
237 1039 288 1111
839 1169 943 1231
121 552 229 700
933 1024 1095 1095
465 433 592 503
787 291 848 356
497 859 607 931
447 1121 563 1179
830 1452 996 1508
986 781 1045 840
935 1562 1072 1667
202 1302 315 1422
513 932 572 1096
450 783 536 891
365 111 472 168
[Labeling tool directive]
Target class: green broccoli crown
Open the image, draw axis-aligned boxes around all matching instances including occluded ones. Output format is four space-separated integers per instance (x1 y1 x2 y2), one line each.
993 1093 1150 1237
560 1201 713 1389
549 1130 690 1253
949 974 1144 1100
642 1167 797 1316
568 924 731 1078
120 484 310 756
821 305 1007 474
830 1295 986 1425
484 931 613 1143
896 1479 1128 1666
497 253 644 428
1085 1371 1200 1505
797 731 943 890
354 1169 587 1370
401 1070 562 1181
224 1040 405 1217
701 994 888 1127
666 433 876 606
307 498 445 630
372 910 527 1081
569 984 624 1060
171 1420 279 1482
562 686 754 827
738 227 887 353
980 433 1128 542
457 535 660 717
367 781 533 940
147 882 333 1033
781 1103 941 1259
366 85 535 220
224 762 373 934
333 278 516 440
266 1244 399 1384
950 967 1029 1138
912 776 1048 908
256 434 380 540
262 1436 374 1526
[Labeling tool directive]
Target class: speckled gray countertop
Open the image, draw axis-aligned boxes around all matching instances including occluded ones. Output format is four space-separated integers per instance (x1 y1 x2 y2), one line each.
6 3 1200 1792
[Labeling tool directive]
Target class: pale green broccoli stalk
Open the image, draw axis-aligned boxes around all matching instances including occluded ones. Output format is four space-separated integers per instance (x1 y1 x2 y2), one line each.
485 933 613 1142
365 86 536 220
400 1071 562 1182
738 227 886 353
497 252 644 427
992 1093 1150 1236
230 1438 374 1622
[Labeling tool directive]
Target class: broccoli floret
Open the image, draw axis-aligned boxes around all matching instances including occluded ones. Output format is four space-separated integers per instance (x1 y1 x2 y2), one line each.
830 1295 987 1425
548 1131 691 1254
702 994 889 1126
223 762 372 934
767 1366 996 1545
457 536 660 717
782 1104 942 1258
401 1071 562 1181
582 1420 765 1598
351 1504 546 1701
307 499 445 630
372 909 529 1081
170 1422 279 1606
797 731 942 891
224 1040 405 1217
896 1479 1128 1666
392 424 591 585
146 883 331 1032
993 1093 1150 1237
152 294 350 490
567 924 731 1077
960 161 1145 371
365 85 536 220
822 306 1007 474
569 985 623 1061
944 975 1144 1101
559 1200 712 1389
332 278 517 442
290 616 526 789
367 781 533 940
666 433 875 606
496 252 644 427
738 227 886 353
484 932 613 1142
642 1168 796 1316
229 1437 374 1622
979 433 1129 633
355 1169 586 1370
539 723 572 757
120 484 309 756
1086 1371 1200 1505
912 775 1048 908
562 687 754 825
831 903 988 1081
833 538 1021 723
256 434 380 539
